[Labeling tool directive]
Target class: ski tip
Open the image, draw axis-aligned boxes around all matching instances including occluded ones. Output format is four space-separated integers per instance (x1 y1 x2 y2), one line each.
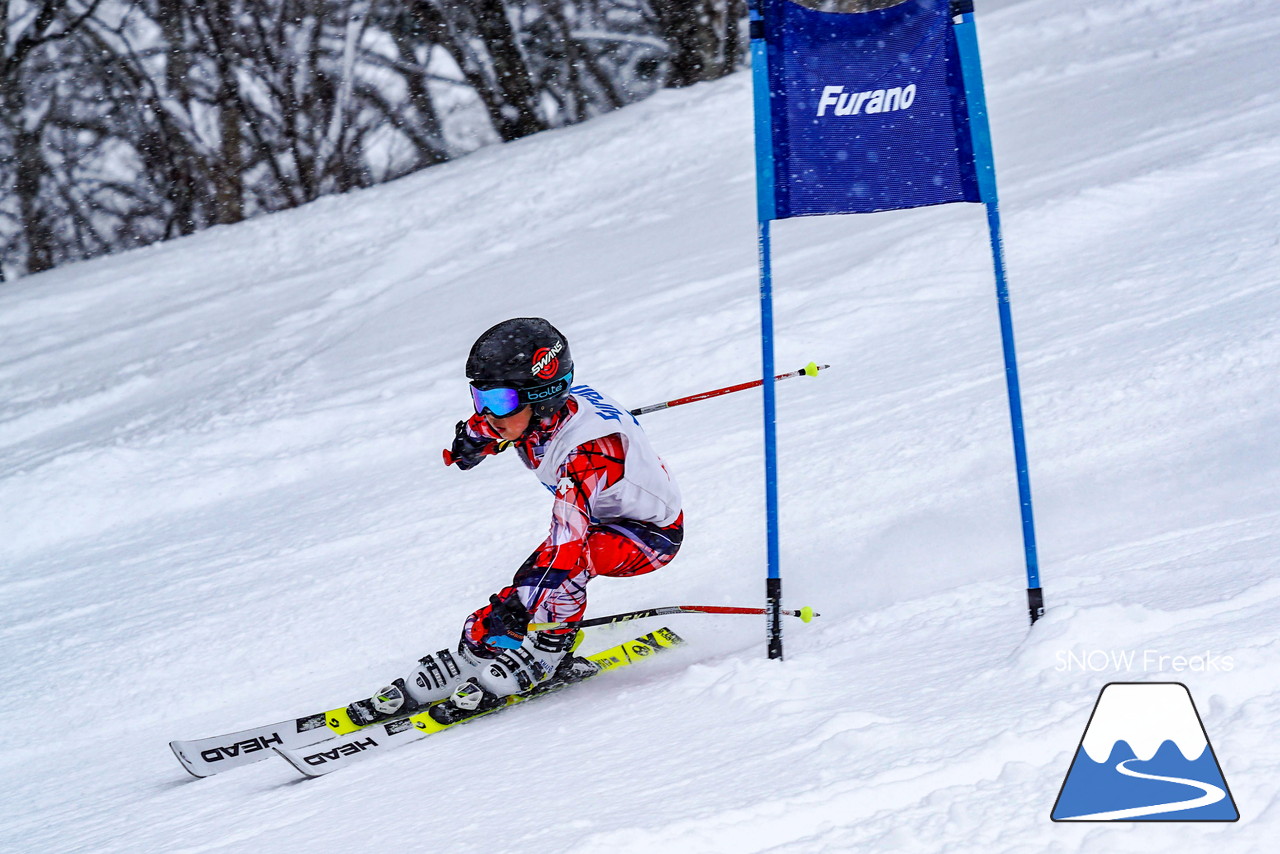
169 741 209 779
274 746 324 779
799 606 817 623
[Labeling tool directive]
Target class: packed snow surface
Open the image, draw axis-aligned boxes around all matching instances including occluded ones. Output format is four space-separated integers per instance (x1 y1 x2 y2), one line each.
2 0 1278 850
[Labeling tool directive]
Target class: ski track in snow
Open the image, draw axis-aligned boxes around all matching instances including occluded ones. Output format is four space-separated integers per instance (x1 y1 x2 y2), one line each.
3 0 1280 851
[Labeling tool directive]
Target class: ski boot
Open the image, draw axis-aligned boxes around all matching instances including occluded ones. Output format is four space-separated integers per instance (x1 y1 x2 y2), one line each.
428 678 505 725
346 679 422 727
544 629 599 685
550 652 600 685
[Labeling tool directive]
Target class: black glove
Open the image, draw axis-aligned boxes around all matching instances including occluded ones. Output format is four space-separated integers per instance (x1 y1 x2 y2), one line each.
483 592 530 650
443 420 492 470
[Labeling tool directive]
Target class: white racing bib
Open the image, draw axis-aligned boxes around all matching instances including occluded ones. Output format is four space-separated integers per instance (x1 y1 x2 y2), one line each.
532 385 681 526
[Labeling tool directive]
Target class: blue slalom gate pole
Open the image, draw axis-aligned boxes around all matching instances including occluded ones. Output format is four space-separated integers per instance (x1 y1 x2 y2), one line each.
750 1 785 657
955 6 1044 623
758 219 784 658
747 0 1043 629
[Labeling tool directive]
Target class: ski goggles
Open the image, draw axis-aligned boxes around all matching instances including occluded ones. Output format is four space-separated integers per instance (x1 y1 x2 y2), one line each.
470 373 573 418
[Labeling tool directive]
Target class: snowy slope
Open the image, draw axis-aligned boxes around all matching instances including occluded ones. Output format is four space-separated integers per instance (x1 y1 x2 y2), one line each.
3 0 1279 851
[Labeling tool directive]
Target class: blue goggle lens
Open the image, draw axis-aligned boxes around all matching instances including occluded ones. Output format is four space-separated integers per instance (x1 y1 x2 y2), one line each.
470 385 523 418
470 373 573 418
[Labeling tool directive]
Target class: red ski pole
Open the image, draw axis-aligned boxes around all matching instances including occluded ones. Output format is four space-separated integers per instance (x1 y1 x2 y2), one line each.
628 362 828 416
528 604 819 633
452 361 828 464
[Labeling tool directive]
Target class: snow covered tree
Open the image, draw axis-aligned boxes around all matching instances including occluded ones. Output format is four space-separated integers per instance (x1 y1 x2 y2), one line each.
0 0 746 281
1 0 107 277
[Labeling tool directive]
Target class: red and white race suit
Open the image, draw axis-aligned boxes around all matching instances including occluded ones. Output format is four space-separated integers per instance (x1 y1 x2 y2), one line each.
454 385 683 655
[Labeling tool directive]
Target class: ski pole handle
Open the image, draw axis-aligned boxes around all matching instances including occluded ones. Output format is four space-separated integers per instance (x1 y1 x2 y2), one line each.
528 604 819 633
629 362 828 417
457 364 826 460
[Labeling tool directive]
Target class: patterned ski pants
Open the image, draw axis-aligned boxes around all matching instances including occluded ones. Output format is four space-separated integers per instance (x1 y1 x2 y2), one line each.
463 513 684 654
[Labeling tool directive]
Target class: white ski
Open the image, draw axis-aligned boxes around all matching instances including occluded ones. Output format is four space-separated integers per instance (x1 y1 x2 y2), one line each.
276 627 684 778
170 712 337 778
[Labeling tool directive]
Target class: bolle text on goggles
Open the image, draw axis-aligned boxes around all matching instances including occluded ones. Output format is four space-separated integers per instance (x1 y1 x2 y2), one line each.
470 373 573 418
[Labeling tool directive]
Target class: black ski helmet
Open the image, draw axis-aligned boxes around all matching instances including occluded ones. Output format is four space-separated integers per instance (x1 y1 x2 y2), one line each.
466 318 574 418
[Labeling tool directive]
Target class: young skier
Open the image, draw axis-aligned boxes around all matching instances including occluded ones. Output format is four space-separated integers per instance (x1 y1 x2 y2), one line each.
348 318 683 726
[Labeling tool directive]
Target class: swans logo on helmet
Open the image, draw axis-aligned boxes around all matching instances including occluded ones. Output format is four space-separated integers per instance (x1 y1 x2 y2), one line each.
531 342 563 380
